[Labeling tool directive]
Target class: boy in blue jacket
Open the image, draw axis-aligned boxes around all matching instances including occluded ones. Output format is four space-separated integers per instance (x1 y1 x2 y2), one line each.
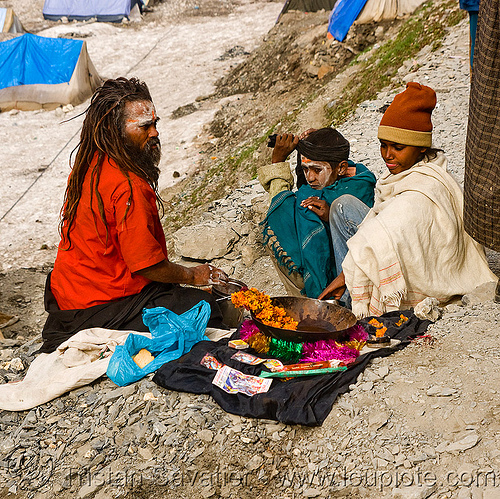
258 128 376 299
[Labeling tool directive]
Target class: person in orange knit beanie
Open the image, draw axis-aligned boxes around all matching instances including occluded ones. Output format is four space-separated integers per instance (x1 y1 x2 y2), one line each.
378 81 435 147
319 82 497 318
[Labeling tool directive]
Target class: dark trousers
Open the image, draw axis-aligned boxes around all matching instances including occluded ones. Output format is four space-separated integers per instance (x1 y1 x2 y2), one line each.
40 273 224 353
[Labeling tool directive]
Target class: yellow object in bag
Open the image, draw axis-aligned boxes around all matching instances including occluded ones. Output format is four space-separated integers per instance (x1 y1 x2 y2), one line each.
133 348 155 369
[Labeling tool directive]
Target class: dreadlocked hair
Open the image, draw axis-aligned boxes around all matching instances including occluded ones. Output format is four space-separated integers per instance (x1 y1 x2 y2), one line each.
60 77 162 250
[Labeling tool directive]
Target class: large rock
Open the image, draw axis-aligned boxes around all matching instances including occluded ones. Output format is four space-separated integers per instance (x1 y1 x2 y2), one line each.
241 245 260 266
295 24 329 48
173 224 239 260
426 386 457 397
462 281 497 306
436 433 480 453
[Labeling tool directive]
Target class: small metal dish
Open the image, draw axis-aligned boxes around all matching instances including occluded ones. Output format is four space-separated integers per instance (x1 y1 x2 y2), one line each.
212 279 247 328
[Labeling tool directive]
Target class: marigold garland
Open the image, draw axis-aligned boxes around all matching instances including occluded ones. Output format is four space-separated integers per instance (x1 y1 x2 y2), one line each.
249 332 270 352
395 314 409 327
231 288 298 330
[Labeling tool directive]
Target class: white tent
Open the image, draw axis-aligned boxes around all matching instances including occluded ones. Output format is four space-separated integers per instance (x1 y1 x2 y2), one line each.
356 0 426 23
0 8 25 34
43 0 144 22
328 0 426 41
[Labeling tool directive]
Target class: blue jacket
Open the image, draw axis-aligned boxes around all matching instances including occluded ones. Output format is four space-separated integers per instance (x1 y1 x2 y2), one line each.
459 0 479 12
262 162 376 298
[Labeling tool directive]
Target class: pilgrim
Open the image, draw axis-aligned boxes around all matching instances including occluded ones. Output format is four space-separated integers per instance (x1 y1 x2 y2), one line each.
319 83 497 316
41 77 228 353
258 128 376 299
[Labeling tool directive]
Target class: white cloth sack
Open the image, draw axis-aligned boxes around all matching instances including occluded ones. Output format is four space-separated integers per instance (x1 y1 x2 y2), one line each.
0 328 148 411
204 327 234 342
0 326 232 411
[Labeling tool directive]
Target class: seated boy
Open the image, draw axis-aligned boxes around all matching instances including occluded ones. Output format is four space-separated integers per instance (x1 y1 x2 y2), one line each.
258 128 376 299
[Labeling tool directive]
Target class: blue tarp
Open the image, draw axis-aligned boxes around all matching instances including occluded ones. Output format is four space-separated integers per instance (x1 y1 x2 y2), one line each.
43 0 133 22
0 34 82 90
327 0 368 41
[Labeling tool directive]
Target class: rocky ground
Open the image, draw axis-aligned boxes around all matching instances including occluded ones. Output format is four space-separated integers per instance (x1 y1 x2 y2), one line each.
1 1 500 499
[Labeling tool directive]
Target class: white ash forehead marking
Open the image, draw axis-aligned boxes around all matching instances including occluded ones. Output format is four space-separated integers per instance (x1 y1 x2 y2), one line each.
125 102 158 129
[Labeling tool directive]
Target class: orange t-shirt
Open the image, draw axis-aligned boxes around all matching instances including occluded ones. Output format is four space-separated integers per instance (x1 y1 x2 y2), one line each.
51 154 168 310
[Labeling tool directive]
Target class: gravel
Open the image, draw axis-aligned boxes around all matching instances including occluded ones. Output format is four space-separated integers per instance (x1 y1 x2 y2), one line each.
0 8 499 499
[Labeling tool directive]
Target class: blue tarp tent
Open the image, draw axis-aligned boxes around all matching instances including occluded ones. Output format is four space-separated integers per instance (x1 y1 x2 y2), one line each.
0 33 102 111
43 0 142 23
327 0 368 42
328 0 427 41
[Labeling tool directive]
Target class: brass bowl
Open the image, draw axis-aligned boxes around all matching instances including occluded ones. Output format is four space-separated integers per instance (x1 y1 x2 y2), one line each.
251 296 356 342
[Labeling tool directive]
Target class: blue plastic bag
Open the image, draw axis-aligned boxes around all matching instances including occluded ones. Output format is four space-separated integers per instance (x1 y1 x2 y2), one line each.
106 300 211 386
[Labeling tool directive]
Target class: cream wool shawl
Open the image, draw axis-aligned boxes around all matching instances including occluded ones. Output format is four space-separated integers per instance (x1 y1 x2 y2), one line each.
342 152 496 318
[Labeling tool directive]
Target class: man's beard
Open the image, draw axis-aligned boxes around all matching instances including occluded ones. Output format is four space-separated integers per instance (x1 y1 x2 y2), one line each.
124 137 161 185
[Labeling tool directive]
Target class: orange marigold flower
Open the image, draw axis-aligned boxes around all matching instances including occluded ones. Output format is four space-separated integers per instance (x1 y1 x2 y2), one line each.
395 314 409 327
230 288 298 330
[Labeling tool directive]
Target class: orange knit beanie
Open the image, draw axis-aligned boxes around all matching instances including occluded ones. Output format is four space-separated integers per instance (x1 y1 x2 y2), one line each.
378 82 436 147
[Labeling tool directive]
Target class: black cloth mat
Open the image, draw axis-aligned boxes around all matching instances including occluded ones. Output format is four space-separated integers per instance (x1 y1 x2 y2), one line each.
153 310 430 426
40 272 224 353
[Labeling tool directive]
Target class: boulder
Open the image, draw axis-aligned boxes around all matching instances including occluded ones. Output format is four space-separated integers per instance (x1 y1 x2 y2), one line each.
462 281 497 306
173 225 239 260
318 65 333 79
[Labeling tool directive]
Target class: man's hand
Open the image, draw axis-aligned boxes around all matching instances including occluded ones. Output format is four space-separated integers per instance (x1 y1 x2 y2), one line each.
300 196 330 222
136 260 228 286
318 271 346 300
192 264 229 286
272 133 299 163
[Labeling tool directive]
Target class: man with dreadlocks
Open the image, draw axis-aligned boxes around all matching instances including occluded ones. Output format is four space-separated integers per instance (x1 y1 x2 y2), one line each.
40 77 227 353
258 128 376 302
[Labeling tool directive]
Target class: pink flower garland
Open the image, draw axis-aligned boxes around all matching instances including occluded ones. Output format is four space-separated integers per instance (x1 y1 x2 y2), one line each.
238 320 368 364
347 324 369 342
240 319 260 340
301 340 359 363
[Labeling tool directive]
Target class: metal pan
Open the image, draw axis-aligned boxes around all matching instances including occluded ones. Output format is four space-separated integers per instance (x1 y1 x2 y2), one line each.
212 279 247 328
251 296 356 342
